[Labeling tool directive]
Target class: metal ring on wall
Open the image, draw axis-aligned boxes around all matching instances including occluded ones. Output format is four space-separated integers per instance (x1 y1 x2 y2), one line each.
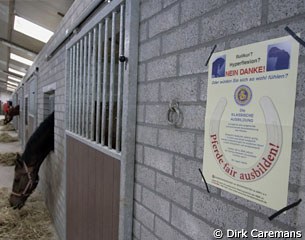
167 100 181 127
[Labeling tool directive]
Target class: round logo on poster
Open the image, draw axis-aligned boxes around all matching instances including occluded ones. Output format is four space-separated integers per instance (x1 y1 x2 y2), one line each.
234 85 252 106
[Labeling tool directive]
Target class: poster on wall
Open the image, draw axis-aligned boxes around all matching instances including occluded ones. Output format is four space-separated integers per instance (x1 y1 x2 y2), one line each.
203 35 299 210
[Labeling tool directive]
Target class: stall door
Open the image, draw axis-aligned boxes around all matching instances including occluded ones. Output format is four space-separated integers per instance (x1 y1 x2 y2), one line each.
66 0 139 239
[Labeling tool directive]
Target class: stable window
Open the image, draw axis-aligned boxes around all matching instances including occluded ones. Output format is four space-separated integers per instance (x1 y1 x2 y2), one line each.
43 83 56 119
43 91 55 117
43 87 55 152
28 78 37 116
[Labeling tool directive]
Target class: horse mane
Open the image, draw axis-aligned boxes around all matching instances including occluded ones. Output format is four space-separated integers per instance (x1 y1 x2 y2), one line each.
21 112 54 169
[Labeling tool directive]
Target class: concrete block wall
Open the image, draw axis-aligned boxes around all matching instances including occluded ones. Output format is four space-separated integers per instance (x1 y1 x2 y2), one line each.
134 0 305 239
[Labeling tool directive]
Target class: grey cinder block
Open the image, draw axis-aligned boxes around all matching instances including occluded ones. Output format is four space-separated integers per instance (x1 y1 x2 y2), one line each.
158 129 195 156
160 77 198 102
140 0 162 21
137 82 159 103
144 146 174 174
136 125 158 146
155 217 188 240
268 0 305 23
156 173 191 208
141 225 159 240
171 204 214 240
162 20 199 54
134 202 155 231
135 164 156 190
143 188 171 221
147 55 177 81
200 1 261 43
181 0 227 23
149 4 179 38
193 189 248 229
139 38 161 62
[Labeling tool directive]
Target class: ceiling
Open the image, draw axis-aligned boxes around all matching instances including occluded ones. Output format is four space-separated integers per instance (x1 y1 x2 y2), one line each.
0 0 74 93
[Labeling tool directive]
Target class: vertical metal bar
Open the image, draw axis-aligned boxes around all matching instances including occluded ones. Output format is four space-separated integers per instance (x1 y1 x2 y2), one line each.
116 4 124 152
71 45 76 132
86 31 92 139
101 17 109 145
82 36 88 137
75 42 80 134
91 27 97 141
68 49 73 131
96 22 103 144
108 12 117 149
78 39 84 135
119 0 140 239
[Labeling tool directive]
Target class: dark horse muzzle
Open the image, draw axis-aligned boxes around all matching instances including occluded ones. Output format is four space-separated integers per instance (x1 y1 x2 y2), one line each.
9 161 38 209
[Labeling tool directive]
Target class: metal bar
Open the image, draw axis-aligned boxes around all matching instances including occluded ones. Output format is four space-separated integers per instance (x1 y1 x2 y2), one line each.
0 37 38 56
101 17 109 145
68 49 73 131
96 22 103 143
78 39 84 135
82 36 88 137
118 0 140 239
90 27 97 141
108 12 117 149
65 48 70 131
75 42 80 134
0 70 24 79
116 4 124 152
71 45 76 132
86 31 92 139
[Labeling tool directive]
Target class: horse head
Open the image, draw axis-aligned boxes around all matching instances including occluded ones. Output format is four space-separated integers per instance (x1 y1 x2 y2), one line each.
4 105 20 125
9 153 39 209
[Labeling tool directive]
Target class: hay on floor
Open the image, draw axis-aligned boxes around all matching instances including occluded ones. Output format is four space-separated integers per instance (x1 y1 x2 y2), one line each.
0 153 18 166
1 124 15 131
0 119 5 126
0 187 55 240
0 133 18 143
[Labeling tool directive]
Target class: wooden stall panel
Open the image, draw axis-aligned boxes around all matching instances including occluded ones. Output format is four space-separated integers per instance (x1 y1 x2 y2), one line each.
67 135 120 240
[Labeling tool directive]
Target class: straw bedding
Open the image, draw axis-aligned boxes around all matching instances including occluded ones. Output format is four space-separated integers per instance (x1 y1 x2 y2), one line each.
0 187 55 240
0 124 15 132
0 153 18 166
0 133 18 143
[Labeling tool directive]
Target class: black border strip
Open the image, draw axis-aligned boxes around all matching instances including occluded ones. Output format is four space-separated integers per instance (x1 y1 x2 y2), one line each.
268 199 302 221
285 26 305 47
205 45 217 66
198 168 210 193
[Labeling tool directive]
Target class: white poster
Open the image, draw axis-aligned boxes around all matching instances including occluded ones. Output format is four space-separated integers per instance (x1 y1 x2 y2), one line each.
203 36 299 210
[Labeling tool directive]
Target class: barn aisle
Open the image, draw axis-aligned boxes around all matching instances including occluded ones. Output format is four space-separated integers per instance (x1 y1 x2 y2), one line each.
0 115 59 240
0 115 21 188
